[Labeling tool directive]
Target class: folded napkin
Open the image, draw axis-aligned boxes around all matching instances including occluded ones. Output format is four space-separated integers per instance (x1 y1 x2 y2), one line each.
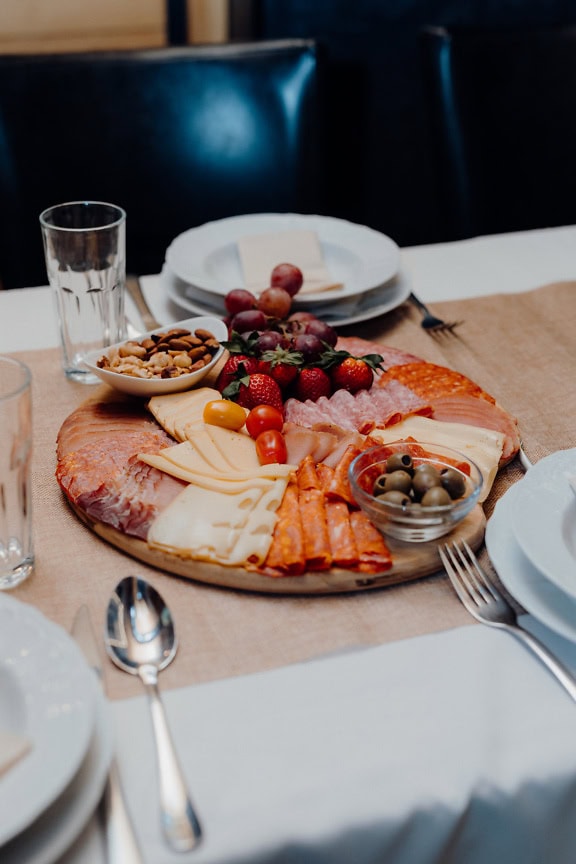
0 728 31 778
237 230 344 295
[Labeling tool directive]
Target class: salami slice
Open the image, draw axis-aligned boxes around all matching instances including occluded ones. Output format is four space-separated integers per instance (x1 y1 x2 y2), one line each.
379 362 495 403
262 480 306 575
336 336 424 369
326 501 359 569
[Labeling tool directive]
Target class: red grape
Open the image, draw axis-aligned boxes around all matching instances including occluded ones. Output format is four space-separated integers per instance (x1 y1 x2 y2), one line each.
292 332 324 361
225 288 256 316
257 286 293 319
255 330 287 354
304 318 338 347
230 308 267 334
270 263 304 297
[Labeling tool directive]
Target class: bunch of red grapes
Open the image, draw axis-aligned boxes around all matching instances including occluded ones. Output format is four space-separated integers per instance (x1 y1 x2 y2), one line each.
224 262 338 359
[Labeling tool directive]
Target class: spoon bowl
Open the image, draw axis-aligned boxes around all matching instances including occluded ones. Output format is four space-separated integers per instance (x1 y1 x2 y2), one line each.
105 576 202 852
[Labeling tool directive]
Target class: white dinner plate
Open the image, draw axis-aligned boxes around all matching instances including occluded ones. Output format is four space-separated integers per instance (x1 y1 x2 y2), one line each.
162 264 412 329
485 483 576 642
0 595 97 846
165 213 400 303
510 448 576 601
1 683 112 864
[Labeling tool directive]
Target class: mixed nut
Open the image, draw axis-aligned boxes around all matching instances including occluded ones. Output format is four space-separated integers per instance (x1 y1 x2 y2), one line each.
97 327 220 379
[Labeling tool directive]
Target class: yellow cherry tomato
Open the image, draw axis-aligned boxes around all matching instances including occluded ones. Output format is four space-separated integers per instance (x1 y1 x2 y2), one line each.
203 399 246 431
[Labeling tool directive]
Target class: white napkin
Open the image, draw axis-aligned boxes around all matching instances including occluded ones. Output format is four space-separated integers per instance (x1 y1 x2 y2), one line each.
237 230 344 295
0 728 30 778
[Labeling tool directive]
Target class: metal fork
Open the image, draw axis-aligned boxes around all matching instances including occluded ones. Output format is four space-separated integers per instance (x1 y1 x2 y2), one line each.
439 540 576 702
409 292 462 333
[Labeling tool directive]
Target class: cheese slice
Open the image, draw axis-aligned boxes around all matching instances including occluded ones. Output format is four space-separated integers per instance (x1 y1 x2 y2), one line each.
237 230 344 295
147 478 287 565
368 416 504 502
140 442 295 482
148 387 222 440
201 424 262 472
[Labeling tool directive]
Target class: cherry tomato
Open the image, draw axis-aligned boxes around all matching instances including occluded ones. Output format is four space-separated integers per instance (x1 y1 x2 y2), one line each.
245 404 284 439
255 429 287 465
203 399 246 431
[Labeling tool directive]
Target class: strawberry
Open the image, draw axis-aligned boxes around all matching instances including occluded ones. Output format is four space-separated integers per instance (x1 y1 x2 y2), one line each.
258 346 303 392
216 355 261 393
226 372 285 413
330 357 374 394
294 367 332 401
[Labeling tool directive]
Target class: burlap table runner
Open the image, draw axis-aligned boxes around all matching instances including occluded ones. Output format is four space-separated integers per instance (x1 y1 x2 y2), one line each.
9 281 576 699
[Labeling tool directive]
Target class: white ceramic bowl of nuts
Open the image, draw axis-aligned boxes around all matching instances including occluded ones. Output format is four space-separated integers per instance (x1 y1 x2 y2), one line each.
83 316 228 396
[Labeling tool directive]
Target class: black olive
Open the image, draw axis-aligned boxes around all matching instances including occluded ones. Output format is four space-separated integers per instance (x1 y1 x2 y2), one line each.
383 469 413 494
380 490 411 507
421 486 452 507
412 466 441 499
385 453 414 475
373 474 388 496
440 467 466 499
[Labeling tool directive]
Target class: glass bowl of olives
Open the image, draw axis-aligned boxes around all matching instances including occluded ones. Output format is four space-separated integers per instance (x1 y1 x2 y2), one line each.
348 441 483 542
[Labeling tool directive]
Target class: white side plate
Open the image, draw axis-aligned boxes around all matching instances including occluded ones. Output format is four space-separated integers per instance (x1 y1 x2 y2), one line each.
165 213 400 303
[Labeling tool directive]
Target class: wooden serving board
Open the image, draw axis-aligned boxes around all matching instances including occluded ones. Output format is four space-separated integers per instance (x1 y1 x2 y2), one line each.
70 502 485 595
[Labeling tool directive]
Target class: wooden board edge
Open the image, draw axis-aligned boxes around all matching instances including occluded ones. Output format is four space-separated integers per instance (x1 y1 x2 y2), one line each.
69 502 486 595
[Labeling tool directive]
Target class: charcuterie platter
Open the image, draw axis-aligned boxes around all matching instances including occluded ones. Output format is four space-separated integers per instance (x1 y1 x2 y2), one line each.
55 311 519 594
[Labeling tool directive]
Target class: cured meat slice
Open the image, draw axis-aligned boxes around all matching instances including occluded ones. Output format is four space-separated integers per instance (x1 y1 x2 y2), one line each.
325 501 359 568
297 455 322 490
299 488 332 570
284 381 431 436
350 510 393 573
56 398 185 540
260 480 306 575
336 336 424 370
380 362 495 403
430 395 520 464
325 443 362 505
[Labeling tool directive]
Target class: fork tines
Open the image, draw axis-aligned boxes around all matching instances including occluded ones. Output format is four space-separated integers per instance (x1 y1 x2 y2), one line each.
439 540 500 619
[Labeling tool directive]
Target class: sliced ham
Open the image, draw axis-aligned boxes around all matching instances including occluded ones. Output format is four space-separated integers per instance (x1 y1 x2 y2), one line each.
284 381 431 436
429 395 521 464
56 398 185 539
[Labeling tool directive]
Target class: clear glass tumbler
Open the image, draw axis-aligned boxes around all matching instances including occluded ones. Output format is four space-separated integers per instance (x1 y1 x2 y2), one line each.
40 201 126 383
0 357 33 589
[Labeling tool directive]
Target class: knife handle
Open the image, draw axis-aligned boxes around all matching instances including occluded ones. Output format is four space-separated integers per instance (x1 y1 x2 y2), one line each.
100 758 144 864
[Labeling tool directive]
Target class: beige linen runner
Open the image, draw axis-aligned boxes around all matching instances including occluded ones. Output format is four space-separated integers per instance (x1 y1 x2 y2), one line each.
10 281 576 699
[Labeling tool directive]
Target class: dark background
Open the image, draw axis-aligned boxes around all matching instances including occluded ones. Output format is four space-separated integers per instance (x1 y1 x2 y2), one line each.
229 0 576 247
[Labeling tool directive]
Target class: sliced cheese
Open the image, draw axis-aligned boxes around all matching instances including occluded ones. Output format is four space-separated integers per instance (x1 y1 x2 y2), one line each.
200 424 262 472
368 416 504 502
147 478 287 565
139 442 295 483
148 387 221 440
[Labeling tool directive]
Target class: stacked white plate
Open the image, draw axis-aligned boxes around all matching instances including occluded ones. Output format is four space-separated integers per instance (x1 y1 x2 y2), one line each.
486 448 576 642
162 213 412 328
0 594 112 864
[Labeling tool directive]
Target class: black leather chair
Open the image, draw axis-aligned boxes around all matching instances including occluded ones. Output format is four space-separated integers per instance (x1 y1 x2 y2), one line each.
0 40 319 289
421 25 576 239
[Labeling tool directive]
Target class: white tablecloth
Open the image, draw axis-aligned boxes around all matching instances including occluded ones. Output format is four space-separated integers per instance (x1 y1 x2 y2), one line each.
4 225 576 864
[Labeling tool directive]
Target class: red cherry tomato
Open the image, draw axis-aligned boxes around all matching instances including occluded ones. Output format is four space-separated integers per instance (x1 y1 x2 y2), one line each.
255 429 287 465
245 404 284 439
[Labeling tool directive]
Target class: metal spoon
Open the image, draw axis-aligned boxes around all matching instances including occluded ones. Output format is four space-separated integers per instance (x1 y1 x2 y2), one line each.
105 576 202 852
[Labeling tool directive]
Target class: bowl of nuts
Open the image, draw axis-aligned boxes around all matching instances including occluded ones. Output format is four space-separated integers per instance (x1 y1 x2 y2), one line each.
83 316 228 396
349 441 483 542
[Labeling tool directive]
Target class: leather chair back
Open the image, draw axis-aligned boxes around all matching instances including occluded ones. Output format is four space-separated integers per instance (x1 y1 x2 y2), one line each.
0 40 319 289
421 25 576 239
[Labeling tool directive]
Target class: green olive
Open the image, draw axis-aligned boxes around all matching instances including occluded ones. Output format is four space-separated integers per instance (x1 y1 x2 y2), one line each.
373 474 388 496
383 469 413 494
380 490 411 507
440 467 466 499
421 486 452 507
412 466 442 499
386 452 414 475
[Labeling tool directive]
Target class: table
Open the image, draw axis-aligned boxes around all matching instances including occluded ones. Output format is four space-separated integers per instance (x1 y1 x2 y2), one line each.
3 225 576 864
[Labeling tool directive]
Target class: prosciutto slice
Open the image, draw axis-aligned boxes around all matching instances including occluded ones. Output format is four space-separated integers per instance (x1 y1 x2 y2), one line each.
56 397 185 539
